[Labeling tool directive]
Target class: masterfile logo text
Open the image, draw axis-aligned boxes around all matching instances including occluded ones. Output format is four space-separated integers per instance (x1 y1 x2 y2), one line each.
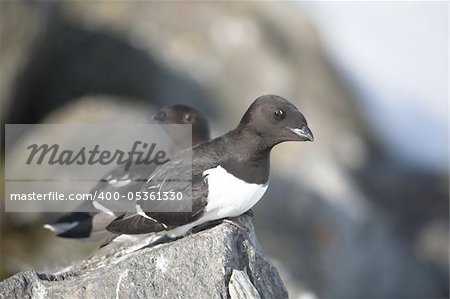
25 141 170 171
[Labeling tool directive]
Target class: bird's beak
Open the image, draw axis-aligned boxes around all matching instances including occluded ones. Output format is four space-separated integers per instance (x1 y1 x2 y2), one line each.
289 126 314 142
153 110 167 122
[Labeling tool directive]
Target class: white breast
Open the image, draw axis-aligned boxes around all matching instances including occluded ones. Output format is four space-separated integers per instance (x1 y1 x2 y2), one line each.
162 165 268 238
202 165 268 219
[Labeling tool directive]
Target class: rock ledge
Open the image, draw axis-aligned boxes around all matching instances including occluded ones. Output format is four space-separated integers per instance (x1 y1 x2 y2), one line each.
0 216 287 299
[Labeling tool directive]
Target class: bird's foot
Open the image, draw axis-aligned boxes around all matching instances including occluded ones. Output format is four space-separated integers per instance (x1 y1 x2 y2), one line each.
190 219 222 234
149 235 176 246
132 234 178 252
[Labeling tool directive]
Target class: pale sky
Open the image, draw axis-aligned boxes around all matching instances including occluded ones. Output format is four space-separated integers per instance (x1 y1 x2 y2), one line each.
299 1 448 173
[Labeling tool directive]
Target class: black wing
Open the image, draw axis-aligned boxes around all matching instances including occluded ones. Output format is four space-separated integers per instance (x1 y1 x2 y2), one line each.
105 142 224 234
89 162 159 214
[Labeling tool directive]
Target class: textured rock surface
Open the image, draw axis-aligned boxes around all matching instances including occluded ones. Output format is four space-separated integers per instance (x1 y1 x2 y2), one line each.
1 1 448 298
0 216 287 299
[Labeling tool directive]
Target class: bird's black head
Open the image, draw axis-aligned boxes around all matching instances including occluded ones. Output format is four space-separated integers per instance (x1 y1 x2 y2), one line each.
153 104 210 145
238 95 313 149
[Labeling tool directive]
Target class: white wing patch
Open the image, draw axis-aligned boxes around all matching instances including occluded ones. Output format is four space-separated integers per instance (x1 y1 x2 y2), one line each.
43 222 78 234
136 204 167 228
93 201 115 216
108 177 131 187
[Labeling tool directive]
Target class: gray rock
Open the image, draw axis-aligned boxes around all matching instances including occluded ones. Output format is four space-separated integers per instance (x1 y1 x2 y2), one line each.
229 270 261 299
0 216 288 299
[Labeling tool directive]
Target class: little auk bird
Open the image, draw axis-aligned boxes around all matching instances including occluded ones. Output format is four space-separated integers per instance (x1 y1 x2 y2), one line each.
106 94 313 240
44 104 211 240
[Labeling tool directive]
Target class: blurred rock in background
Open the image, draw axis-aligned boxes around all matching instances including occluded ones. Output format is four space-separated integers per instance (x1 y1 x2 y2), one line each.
0 1 217 127
1 1 448 298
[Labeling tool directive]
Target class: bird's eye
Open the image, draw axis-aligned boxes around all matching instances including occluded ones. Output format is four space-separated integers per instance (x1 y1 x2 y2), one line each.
184 113 193 123
273 109 284 120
